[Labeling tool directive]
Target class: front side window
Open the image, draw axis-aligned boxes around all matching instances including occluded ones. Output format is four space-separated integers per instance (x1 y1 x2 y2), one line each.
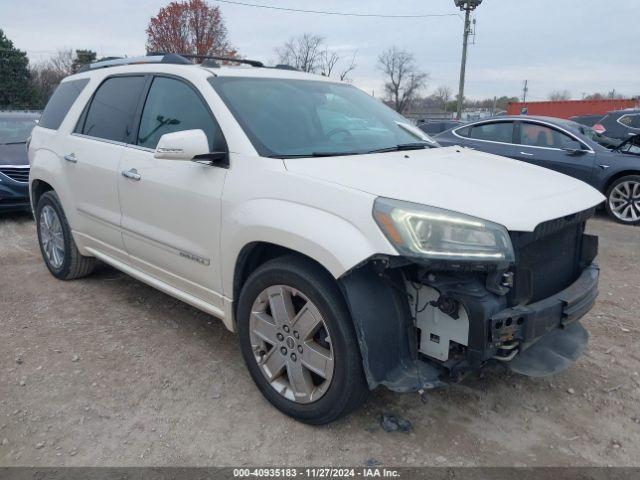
209 77 436 157
39 79 89 130
81 76 146 142
137 76 223 151
468 122 514 143
519 123 582 150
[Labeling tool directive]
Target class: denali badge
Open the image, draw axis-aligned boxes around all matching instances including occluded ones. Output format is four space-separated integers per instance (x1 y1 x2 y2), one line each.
179 251 210 266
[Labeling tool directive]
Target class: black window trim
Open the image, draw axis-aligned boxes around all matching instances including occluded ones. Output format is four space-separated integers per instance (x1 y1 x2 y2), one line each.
131 73 229 160
72 73 148 145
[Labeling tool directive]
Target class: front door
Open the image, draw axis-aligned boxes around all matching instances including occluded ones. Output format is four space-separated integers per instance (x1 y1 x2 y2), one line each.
513 121 595 184
118 75 228 308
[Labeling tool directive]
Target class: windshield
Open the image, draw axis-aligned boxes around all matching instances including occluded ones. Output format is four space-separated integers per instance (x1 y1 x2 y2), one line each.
0 116 38 144
209 77 437 157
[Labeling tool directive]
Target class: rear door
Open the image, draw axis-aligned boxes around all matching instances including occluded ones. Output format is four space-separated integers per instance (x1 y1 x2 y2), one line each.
512 121 596 184
117 75 228 309
64 75 147 261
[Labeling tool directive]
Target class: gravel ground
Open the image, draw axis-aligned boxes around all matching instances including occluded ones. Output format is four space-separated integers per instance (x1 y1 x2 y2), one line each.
1 212 639 467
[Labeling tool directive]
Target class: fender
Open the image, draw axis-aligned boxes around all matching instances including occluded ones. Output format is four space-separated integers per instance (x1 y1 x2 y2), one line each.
221 198 392 298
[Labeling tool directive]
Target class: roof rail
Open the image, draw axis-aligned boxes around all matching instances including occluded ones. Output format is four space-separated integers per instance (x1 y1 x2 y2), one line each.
78 53 192 72
148 52 264 68
78 52 296 73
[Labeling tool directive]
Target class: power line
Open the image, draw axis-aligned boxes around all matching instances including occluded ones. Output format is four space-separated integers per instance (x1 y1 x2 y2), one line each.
213 0 459 19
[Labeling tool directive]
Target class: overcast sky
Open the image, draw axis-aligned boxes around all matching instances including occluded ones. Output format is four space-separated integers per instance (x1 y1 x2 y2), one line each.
1 0 638 101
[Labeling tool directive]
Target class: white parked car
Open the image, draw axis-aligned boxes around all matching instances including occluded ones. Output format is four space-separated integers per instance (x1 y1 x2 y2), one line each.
29 54 605 424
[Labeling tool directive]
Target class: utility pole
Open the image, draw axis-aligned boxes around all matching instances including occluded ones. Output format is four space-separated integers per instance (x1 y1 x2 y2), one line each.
522 80 528 102
454 0 482 120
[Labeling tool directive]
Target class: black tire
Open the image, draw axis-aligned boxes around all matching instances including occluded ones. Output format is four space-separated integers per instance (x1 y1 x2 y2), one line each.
237 255 368 424
605 175 640 225
36 191 96 280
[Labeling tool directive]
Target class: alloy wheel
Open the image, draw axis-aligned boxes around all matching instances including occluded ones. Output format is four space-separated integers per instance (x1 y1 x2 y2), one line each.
249 285 334 404
609 180 640 223
39 205 65 269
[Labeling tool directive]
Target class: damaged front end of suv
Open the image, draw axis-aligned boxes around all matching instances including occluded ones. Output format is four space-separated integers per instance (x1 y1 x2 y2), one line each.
340 198 599 392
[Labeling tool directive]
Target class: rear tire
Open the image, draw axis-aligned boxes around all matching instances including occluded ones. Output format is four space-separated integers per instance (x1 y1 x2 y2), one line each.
237 255 368 424
36 191 96 280
605 175 640 225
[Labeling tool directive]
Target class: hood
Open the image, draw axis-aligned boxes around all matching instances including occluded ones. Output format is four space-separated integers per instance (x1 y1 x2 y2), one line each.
284 146 605 232
0 143 29 166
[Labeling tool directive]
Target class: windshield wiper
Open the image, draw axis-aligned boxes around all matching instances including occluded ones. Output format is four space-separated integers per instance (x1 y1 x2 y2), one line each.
1 141 27 145
269 144 433 159
269 151 360 159
367 142 432 154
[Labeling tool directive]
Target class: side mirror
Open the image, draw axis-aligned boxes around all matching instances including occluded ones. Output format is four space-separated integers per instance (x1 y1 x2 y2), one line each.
154 129 210 161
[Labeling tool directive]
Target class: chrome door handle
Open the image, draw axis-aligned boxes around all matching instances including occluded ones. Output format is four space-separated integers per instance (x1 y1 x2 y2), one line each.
121 168 141 181
519 151 534 156
63 153 77 163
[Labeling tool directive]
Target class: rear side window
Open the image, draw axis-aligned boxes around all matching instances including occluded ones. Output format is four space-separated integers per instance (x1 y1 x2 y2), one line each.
80 76 146 142
39 79 89 130
469 122 513 143
137 76 224 151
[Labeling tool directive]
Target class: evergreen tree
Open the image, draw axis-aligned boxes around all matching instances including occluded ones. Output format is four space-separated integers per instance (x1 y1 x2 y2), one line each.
71 49 97 73
0 28 36 108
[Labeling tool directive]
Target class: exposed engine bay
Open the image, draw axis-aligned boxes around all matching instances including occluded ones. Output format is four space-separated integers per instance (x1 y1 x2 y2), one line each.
340 208 599 392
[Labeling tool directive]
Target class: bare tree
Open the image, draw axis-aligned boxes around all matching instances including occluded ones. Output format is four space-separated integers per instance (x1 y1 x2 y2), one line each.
548 90 572 101
48 49 74 77
320 49 339 77
276 34 357 81
433 85 452 111
378 46 428 113
276 34 324 73
338 51 357 82
29 49 75 106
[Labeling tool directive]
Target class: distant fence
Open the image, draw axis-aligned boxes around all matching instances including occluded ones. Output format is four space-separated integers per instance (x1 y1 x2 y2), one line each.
507 98 640 118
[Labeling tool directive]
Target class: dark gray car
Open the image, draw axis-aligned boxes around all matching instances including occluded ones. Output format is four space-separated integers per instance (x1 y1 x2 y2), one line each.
436 115 640 225
0 112 39 212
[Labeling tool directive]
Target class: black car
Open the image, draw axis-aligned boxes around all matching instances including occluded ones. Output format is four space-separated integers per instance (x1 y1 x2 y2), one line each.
593 109 640 142
417 119 463 136
0 112 39 212
435 115 640 225
569 114 623 149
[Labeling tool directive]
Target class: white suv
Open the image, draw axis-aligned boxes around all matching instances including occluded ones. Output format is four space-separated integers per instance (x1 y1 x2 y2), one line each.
29 54 605 424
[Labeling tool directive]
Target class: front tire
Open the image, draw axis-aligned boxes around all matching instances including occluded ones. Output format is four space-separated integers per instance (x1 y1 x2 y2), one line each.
36 191 96 279
237 255 368 424
605 175 640 225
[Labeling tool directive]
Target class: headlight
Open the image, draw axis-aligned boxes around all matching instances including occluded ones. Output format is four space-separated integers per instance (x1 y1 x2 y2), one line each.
373 197 515 264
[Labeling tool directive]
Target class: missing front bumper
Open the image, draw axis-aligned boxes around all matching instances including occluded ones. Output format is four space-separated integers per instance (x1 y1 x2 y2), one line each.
340 260 599 392
507 321 589 377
